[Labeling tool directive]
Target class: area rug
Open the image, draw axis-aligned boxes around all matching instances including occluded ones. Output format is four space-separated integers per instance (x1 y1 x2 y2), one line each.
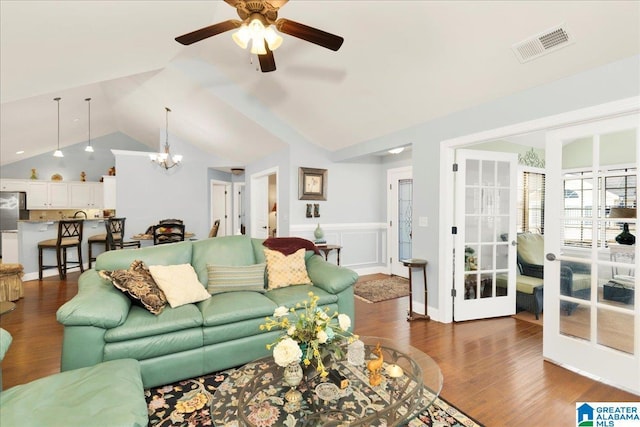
355 276 410 303
146 368 483 427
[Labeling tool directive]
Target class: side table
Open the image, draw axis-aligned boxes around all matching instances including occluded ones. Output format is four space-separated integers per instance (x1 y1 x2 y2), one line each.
317 244 342 265
401 258 430 321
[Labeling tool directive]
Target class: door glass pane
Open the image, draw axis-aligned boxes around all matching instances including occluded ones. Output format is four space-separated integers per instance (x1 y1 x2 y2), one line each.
560 303 591 341
597 308 634 354
398 179 412 261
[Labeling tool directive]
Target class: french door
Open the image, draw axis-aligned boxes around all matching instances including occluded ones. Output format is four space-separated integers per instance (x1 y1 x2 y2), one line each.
453 149 517 321
544 113 639 394
388 166 413 278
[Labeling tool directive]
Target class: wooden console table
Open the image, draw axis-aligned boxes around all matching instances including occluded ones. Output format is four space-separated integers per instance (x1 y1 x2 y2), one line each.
317 244 342 265
401 258 430 321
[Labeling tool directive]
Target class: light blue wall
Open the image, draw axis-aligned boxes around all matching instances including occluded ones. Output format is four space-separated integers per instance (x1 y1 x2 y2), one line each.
1 132 150 182
331 54 640 310
114 132 234 240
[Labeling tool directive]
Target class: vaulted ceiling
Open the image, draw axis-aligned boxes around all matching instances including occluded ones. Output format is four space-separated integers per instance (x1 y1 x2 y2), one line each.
1 1 639 166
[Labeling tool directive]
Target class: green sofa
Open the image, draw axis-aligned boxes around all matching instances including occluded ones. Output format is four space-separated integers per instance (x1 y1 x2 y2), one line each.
56 235 358 388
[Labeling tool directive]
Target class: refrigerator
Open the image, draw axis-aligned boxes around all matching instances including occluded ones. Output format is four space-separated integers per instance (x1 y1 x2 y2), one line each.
0 191 29 257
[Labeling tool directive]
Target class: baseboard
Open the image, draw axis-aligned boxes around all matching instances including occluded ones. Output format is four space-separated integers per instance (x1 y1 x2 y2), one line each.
352 266 388 276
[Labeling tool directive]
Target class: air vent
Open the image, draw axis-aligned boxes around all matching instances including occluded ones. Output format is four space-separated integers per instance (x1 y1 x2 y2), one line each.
512 24 573 63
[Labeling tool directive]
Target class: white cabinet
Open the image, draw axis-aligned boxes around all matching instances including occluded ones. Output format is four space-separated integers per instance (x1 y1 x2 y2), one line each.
27 181 69 209
69 182 103 208
0 179 28 192
102 176 116 209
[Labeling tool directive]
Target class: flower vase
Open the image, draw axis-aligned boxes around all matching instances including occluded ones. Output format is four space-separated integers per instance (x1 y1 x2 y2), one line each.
283 362 303 403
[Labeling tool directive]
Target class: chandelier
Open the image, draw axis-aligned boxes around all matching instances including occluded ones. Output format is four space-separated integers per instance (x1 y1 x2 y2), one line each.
149 107 182 170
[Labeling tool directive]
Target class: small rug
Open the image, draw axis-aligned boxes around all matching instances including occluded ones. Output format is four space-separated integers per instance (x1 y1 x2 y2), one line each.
355 276 410 303
146 369 483 427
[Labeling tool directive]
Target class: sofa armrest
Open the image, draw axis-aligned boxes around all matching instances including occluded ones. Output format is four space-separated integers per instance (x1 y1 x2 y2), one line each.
306 255 358 294
57 270 131 329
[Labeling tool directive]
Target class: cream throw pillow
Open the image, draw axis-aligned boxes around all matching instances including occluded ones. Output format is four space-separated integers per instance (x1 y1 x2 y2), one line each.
264 248 311 290
148 264 211 308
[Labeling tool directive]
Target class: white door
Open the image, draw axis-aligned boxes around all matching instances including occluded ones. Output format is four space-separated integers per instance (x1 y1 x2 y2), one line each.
232 183 246 235
453 149 518 321
251 175 270 239
544 113 639 394
387 166 413 277
211 182 231 237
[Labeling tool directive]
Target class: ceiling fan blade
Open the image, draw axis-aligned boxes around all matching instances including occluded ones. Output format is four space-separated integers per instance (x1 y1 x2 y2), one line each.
258 42 277 73
175 20 241 45
276 18 344 51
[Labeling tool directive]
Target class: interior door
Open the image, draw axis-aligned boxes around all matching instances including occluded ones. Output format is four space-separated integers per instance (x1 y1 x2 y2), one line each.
251 175 269 239
211 182 231 237
388 166 413 277
454 149 517 321
544 113 639 394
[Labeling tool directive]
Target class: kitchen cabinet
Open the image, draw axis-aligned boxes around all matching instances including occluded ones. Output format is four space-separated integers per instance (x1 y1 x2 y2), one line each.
69 182 103 208
27 181 69 209
0 179 28 192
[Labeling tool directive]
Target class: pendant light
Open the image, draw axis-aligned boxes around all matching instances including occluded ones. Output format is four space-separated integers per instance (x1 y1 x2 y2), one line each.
53 97 64 158
149 107 182 169
85 97 94 152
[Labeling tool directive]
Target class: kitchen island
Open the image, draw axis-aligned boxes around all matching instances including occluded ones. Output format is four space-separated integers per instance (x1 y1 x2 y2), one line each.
17 219 108 280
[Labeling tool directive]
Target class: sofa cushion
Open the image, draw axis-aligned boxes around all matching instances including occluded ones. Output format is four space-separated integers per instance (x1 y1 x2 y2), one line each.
99 260 167 315
95 241 193 271
104 328 203 361
105 304 203 342
517 233 545 266
207 263 266 294
264 248 311 289
199 292 277 327
0 359 148 427
191 236 259 285
149 264 211 308
265 284 338 308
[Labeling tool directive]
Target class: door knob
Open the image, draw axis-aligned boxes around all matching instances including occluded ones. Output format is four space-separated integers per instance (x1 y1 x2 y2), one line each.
262 226 267 229
546 253 556 261
511 240 517 246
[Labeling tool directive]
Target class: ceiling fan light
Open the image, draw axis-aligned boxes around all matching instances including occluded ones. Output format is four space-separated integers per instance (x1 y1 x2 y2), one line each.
250 36 267 55
264 26 282 51
53 149 64 158
232 25 250 49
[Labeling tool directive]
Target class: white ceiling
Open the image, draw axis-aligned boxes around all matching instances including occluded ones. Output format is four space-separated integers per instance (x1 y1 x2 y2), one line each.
1 1 639 166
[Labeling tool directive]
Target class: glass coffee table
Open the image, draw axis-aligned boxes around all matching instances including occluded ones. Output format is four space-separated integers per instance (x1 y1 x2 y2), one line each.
211 336 443 426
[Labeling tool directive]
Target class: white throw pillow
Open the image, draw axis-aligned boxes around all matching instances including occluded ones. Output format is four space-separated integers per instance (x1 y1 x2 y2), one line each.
148 264 211 308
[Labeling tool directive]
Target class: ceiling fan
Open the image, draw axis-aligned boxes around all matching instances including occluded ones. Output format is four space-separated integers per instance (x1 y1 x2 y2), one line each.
175 0 344 72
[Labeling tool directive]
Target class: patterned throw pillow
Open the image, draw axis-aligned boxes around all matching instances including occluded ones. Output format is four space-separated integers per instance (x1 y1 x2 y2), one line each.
206 263 266 294
99 260 167 315
264 248 311 290
148 264 211 308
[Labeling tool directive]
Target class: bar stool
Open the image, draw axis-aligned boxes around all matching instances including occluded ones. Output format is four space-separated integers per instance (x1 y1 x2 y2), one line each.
106 218 140 251
38 220 84 280
87 233 107 268
400 258 430 321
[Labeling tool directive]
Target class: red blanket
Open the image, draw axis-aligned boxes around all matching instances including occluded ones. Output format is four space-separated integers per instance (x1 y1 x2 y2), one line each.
263 237 321 256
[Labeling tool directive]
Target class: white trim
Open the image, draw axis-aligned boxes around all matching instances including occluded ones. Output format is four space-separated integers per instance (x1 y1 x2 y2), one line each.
290 223 386 232
439 96 640 324
250 167 278 239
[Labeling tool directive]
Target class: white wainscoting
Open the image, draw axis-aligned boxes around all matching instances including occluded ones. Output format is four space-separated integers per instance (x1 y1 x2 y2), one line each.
289 223 387 275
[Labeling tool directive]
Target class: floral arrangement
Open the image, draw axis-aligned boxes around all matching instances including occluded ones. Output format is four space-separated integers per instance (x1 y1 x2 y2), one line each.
261 291 358 378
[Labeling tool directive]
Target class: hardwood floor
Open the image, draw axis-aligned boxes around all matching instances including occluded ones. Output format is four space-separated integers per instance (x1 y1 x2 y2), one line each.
1 273 637 426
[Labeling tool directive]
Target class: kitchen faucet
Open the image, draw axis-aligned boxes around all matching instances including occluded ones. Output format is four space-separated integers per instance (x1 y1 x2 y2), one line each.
73 211 87 219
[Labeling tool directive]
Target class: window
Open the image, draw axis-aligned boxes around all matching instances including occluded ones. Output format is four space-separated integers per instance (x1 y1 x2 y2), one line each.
517 170 545 234
563 167 636 247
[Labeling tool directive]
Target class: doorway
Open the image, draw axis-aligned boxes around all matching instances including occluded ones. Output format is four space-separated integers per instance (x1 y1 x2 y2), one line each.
250 167 278 239
387 166 413 277
439 96 639 393
211 180 231 237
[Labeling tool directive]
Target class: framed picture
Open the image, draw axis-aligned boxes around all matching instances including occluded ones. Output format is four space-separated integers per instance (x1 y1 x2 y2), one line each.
298 167 327 200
